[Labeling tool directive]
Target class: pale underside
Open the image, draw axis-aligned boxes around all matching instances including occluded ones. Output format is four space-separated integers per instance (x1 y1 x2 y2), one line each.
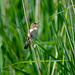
30 27 38 40
28 27 38 40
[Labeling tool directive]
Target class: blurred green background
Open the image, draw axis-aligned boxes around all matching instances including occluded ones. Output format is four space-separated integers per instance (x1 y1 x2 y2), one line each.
0 0 75 75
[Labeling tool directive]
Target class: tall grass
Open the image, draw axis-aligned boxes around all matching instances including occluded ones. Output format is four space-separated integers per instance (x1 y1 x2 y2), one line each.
0 0 75 75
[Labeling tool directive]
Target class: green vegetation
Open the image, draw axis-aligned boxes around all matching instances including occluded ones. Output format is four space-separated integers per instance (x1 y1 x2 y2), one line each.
0 0 75 75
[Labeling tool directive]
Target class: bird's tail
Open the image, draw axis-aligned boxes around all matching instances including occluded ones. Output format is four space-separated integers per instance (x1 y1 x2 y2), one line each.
24 43 29 49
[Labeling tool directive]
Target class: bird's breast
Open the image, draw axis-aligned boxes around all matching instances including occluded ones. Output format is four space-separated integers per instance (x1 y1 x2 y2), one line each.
30 28 38 40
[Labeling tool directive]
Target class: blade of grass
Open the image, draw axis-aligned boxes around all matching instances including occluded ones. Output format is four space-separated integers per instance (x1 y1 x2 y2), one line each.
34 41 70 72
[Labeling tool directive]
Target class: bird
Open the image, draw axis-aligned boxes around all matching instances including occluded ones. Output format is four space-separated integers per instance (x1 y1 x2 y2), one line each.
24 22 39 49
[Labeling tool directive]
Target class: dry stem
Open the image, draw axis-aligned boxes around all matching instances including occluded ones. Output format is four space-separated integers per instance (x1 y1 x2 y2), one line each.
22 0 41 75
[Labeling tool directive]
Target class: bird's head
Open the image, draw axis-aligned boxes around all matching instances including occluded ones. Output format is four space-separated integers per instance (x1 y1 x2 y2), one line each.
30 22 39 29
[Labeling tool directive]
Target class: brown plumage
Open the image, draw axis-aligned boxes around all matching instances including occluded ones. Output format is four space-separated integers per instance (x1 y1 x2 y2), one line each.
24 36 30 49
30 22 39 29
